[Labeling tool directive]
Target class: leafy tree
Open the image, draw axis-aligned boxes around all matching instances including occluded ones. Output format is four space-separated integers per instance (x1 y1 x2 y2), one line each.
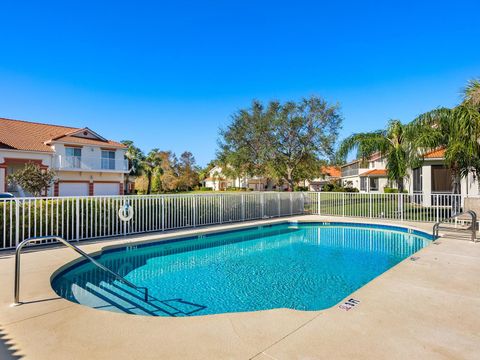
158 151 178 192
218 96 342 190
134 176 149 194
121 140 145 194
412 78 480 198
177 151 199 191
8 163 56 197
337 120 417 192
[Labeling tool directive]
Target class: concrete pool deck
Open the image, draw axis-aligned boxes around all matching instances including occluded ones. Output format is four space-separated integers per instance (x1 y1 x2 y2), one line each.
0 215 479 359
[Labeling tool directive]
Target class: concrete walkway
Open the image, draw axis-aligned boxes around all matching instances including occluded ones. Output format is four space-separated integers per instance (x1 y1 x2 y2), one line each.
0 216 479 359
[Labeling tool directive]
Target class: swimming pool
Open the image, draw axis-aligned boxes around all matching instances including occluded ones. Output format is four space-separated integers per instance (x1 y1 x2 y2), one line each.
51 222 433 317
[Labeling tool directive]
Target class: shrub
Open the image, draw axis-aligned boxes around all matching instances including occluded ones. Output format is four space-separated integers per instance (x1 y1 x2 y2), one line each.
384 187 397 193
225 187 248 192
384 187 407 193
8 163 56 196
294 186 309 192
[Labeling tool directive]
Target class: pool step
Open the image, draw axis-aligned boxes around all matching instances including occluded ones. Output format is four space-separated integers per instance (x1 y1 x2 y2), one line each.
73 281 205 316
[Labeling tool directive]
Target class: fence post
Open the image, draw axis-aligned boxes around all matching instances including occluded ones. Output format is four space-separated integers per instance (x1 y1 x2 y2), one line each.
277 193 281 217
219 194 223 224
342 193 345 217
15 199 20 246
161 197 165 231
193 195 197 227
289 193 293 215
400 193 404 222
261 192 265 218
369 193 372 218
241 194 245 221
75 198 80 240
317 192 321 215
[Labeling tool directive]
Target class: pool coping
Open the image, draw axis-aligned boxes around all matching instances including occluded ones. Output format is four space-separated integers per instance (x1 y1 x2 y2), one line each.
1 215 479 359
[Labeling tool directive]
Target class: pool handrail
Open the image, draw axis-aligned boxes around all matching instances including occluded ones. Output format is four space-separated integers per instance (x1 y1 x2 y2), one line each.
433 210 477 242
13 236 149 305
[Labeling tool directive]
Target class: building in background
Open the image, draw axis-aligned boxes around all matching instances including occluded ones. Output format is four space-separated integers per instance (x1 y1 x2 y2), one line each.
406 148 479 205
340 153 390 193
304 166 341 191
0 117 128 196
202 165 287 191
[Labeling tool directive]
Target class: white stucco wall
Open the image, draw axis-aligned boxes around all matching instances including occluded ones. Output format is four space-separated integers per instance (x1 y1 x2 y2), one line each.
0 149 53 167
0 168 5 193
342 175 361 190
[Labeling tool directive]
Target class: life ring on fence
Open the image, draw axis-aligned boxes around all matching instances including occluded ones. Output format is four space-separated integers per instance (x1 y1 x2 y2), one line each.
118 203 134 222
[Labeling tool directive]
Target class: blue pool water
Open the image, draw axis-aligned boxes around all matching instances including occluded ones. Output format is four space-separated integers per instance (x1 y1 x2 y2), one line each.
51 222 433 317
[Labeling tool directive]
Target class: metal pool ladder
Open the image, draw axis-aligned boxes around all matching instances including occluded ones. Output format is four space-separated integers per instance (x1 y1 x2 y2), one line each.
13 236 149 305
433 210 478 242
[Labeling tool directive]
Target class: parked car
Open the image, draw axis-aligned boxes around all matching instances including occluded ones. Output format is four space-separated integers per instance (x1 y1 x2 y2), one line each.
0 193 15 199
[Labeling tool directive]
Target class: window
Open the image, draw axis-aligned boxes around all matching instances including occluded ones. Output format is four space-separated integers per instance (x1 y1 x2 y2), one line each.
431 165 452 193
65 147 81 168
369 177 379 191
412 167 422 193
101 150 116 170
360 177 367 191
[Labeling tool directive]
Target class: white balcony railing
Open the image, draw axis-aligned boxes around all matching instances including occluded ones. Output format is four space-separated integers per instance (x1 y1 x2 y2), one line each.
54 155 129 172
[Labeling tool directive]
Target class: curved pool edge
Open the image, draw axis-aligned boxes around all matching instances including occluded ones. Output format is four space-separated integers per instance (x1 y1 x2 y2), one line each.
49 218 435 317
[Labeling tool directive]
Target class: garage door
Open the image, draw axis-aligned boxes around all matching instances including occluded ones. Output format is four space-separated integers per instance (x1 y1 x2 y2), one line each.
59 182 89 196
94 183 120 196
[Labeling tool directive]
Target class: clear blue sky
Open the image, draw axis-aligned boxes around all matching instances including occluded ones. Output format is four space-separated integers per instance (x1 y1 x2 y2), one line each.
1 1 479 166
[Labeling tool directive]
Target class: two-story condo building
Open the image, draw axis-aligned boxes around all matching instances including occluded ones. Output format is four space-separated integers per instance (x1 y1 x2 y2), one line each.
202 166 288 191
0 118 128 196
340 153 390 192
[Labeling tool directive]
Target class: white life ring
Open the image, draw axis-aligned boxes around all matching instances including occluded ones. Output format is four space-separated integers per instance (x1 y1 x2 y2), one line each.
118 204 134 222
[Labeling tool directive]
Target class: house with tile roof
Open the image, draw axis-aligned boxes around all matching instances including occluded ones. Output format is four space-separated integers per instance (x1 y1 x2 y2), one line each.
339 148 480 197
406 148 479 204
0 117 128 196
303 166 341 191
339 152 391 193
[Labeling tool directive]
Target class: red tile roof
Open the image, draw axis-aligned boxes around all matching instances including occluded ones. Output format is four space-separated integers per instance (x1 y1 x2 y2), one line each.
0 117 126 152
423 148 445 159
360 169 388 177
321 166 341 178
50 135 125 148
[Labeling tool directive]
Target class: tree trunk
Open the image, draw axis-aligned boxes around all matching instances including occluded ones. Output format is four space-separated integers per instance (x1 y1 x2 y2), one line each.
396 178 404 193
286 167 294 191
125 174 130 195
451 171 461 214
147 173 152 194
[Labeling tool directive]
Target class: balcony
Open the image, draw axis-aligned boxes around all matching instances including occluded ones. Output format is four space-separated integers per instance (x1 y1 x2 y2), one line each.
341 168 359 177
54 155 129 172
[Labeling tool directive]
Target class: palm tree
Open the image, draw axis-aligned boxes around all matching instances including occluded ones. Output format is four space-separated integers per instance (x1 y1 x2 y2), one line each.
464 79 480 109
142 149 163 194
337 119 415 192
411 79 480 196
121 140 145 194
